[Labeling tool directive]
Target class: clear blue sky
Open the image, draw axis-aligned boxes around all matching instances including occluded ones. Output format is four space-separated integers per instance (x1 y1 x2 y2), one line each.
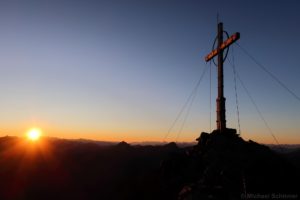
0 0 299 143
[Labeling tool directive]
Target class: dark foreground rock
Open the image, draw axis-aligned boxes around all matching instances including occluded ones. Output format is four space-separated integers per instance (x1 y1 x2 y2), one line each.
160 129 299 199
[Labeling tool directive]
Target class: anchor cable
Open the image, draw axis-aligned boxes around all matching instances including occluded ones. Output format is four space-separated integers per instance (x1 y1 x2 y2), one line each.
236 72 280 145
230 47 242 135
236 42 300 103
175 86 197 142
209 60 212 132
163 63 209 142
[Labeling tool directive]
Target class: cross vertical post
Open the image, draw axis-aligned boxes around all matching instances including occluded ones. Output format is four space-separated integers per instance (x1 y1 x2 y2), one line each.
204 22 240 133
217 22 226 132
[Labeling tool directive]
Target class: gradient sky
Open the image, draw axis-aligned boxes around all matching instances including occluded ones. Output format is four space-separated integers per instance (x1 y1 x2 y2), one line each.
0 0 299 144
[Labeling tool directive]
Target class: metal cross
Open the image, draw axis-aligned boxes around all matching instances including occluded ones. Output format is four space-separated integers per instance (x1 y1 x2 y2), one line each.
205 22 240 132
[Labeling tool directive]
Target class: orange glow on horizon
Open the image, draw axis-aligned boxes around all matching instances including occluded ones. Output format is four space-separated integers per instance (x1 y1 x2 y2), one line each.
1 126 298 144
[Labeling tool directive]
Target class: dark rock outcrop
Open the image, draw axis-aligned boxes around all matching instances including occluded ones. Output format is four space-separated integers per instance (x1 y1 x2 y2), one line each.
161 129 299 199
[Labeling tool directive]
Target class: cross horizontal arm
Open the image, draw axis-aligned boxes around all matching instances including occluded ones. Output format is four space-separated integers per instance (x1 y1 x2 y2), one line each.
205 32 240 62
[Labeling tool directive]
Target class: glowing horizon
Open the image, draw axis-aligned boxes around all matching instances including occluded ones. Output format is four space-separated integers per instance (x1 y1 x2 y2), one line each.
2 126 299 144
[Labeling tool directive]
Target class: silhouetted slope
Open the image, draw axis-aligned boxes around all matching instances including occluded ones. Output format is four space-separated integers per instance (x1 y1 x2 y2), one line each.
285 148 300 172
160 130 299 199
0 136 183 200
0 135 299 200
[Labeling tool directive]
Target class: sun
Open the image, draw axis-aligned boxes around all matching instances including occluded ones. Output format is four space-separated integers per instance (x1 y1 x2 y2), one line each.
26 128 42 141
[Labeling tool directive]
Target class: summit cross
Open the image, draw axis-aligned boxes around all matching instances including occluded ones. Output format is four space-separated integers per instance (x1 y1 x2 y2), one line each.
205 22 240 132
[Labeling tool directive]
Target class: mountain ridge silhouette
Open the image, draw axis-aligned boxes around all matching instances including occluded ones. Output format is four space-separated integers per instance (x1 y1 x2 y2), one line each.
0 135 299 199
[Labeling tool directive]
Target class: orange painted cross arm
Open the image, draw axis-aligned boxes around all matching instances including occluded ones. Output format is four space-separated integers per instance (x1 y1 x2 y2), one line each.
205 32 240 62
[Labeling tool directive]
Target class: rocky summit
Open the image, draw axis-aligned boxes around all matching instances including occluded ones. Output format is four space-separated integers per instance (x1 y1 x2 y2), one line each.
161 129 299 200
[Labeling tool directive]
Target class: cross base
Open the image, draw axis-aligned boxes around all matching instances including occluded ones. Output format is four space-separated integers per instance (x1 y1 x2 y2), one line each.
196 128 238 145
211 128 237 136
